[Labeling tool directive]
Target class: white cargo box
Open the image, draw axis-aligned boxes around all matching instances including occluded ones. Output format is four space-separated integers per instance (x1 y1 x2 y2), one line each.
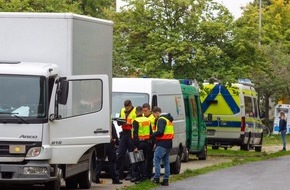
0 12 112 78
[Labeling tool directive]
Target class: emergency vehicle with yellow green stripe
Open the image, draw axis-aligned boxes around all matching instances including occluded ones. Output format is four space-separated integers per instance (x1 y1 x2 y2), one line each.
200 79 263 151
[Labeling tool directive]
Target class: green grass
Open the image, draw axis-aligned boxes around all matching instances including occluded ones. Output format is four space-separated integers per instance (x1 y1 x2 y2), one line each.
263 134 290 146
121 136 290 190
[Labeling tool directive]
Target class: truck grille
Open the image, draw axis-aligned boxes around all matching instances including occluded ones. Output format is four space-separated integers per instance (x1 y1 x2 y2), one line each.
0 141 41 157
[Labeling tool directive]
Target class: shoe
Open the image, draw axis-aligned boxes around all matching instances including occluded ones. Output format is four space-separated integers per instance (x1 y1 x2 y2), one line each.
125 175 132 181
130 177 141 182
160 179 169 186
112 180 123 185
152 178 160 184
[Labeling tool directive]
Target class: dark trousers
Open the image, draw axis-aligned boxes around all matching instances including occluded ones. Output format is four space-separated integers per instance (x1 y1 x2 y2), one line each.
96 143 118 182
146 141 154 179
132 141 149 180
116 131 134 178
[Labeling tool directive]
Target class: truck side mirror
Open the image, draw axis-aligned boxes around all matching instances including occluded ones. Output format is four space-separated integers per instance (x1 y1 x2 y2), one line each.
207 113 213 122
57 79 69 105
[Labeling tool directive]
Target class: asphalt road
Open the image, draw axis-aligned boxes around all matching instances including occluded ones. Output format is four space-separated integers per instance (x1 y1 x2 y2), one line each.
155 155 290 190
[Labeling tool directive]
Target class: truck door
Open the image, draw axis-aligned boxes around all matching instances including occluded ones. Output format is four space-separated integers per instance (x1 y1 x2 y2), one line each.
49 75 110 164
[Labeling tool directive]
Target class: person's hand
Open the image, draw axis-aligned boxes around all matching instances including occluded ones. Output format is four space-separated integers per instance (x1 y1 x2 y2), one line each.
153 144 156 151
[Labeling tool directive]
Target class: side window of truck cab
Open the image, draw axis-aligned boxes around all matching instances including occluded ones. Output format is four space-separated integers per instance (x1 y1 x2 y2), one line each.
58 79 102 118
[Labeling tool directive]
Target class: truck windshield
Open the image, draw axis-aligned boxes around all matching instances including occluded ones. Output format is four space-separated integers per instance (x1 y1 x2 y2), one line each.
112 92 149 118
0 75 46 122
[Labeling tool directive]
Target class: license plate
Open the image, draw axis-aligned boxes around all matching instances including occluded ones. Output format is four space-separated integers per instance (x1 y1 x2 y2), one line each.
207 130 215 136
9 145 26 154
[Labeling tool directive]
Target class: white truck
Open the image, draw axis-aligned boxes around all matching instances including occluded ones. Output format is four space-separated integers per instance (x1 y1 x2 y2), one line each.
0 13 112 189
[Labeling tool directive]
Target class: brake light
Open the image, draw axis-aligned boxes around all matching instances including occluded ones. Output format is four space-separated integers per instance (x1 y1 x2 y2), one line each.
241 116 245 133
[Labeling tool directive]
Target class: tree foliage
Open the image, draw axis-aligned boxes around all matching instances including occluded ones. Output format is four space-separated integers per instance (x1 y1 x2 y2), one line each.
234 0 290 122
0 0 115 19
109 0 249 83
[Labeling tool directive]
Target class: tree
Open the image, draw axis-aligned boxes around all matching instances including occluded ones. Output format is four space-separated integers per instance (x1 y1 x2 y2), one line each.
234 0 290 124
108 0 257 84
0 0 115 19
0 0 80 12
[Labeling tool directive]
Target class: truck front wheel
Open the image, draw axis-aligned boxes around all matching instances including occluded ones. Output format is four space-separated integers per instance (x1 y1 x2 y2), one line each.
78 155 94 189
65 176 78 189
45 167 62 190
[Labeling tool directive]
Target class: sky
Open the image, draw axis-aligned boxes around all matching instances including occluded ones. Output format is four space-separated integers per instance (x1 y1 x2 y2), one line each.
116 0 254 19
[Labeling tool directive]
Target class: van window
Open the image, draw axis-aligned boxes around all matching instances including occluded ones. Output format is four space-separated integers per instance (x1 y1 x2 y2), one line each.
152 95 157 109
244 96 253 116
112 92 149 118
158 95 184 119
190 97 198 118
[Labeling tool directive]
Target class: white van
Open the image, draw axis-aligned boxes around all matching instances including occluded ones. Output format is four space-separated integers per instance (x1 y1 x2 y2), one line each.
112 78 187 174
200 80 263 151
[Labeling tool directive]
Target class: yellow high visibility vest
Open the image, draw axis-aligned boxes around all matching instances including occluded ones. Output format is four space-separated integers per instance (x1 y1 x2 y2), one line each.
120 107 136 130
155 116 174 140
132 116 151 140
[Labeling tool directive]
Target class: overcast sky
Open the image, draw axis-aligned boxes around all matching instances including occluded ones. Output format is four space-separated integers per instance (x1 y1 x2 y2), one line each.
116 0 254 19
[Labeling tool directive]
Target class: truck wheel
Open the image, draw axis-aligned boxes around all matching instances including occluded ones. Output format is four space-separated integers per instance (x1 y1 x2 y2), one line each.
45 168 61 190
198 145 207 160
45 179 61 190
170 154 181 174
181 147 189 162
65 176 78 189
78 156 93 189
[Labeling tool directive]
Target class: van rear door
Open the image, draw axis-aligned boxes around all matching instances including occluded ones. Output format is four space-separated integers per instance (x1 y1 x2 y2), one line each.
184 96 199 151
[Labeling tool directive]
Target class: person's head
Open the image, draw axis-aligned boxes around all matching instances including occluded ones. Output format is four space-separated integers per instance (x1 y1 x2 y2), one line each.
280 111 285 118
124 99 133 112
142 103 151 117
135 106 143 116
152 106 161 119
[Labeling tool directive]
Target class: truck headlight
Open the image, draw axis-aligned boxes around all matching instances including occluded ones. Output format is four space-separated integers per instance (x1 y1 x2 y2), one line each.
26 147 41 157
23 167 48 175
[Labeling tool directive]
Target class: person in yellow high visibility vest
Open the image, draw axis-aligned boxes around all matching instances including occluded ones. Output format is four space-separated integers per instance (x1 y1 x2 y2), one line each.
151 106 174 186
142 103 156 179
130 106 152 183
116 100 136 181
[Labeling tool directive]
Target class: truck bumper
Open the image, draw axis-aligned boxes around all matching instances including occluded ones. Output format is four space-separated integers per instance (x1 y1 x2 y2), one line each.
0 161 56 184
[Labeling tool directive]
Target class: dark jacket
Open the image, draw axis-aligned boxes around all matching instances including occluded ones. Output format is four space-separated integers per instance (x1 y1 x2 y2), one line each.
152 113 174 150
279 118 287 132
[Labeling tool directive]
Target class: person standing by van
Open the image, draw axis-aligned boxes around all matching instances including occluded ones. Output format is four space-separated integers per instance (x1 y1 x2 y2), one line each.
116 100 136 180
131 106 151 183
151 106 174 186
279 111 287 151
142 103 156 179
